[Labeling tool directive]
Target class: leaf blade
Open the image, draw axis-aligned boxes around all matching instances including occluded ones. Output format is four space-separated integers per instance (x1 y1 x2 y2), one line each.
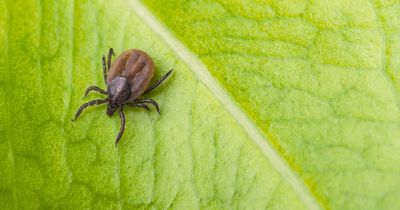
0 0 314 209
140 0 400 209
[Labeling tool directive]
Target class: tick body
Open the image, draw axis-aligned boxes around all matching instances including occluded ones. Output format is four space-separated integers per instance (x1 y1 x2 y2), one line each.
72 48 173 145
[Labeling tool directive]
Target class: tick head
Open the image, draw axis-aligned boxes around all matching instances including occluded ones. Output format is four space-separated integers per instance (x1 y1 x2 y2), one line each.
107 76 131 107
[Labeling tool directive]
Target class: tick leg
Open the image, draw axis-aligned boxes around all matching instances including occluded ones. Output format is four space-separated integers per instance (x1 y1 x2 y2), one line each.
115 106 125 145
143 70 173 95
137 99 160 113
126 102 150 111
72 99 108 121
84 86 107 97
107 48 115 71
102 55 107 84
135 103 150 111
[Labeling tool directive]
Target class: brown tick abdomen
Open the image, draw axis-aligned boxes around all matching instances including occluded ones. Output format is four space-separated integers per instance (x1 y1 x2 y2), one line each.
107 49 155 100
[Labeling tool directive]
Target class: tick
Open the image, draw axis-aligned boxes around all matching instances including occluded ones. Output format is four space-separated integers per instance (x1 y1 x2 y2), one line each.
72 48 173 145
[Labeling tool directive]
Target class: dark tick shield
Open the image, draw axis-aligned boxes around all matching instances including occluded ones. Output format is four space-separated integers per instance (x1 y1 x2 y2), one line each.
72 48 173 145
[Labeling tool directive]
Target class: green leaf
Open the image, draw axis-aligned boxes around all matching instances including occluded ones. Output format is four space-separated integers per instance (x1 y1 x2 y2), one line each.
0 0 399 210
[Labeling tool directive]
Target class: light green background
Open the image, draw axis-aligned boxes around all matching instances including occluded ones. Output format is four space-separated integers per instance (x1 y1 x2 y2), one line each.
0 0 399 209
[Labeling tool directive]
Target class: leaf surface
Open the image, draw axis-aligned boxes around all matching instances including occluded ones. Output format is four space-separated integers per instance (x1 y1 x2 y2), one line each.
140 0 400 209
0 0 399 210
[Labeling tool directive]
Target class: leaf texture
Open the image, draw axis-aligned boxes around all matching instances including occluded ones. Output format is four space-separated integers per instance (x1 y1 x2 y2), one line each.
140 0 400 209
0 0 399 210
0 0 309 209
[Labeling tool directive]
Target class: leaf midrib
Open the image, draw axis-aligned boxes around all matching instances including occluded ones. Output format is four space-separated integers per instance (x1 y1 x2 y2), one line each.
126 1 323 210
